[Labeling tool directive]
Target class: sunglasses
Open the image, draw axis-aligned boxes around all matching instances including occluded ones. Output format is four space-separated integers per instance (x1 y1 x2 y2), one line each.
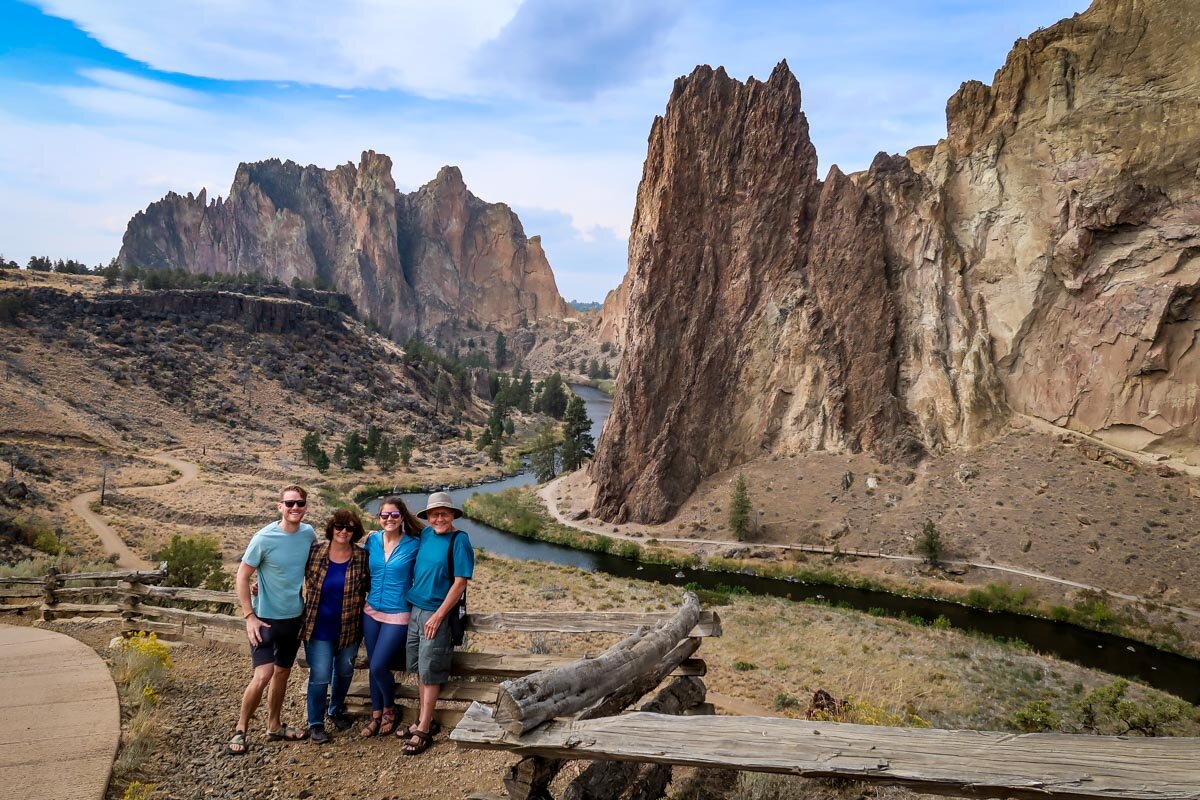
282 499 307 508
332 524 353 532
379 511 403 520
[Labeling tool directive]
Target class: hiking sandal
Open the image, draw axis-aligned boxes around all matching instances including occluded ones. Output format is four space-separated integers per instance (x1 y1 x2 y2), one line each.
378 707 398 737
402 728 434 756
266 724 308 741
394 719 441 739
227 730 248 755
360 715 382 738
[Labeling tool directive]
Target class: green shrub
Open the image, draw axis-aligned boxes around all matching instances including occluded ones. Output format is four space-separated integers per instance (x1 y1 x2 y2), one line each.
931 614 952 631
1011 700 1060 732
772 691 800 711
154 534 230 590
733 660 758 671
915 518 943 564
965 583 1035 612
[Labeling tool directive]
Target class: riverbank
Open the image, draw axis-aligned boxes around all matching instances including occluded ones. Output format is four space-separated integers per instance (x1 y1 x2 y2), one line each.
464 486 1196 660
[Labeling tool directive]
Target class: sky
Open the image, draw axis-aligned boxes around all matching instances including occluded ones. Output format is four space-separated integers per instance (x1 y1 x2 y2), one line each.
0 0 1089 302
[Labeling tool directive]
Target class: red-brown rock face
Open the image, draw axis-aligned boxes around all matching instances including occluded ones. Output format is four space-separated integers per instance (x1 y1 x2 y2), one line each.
593 0 1200 522
120 153 569 338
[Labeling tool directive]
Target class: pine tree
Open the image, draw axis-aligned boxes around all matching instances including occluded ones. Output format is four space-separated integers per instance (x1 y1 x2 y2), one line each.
398 436 414 467
313 448 330 473
538 373 568 419
486 437 503 464
435 373 453 415
529 424 559 482
729 472 752 541
364 425 381 459
558 395 595 471
343 432 366 471
376 437 398 471
495 332 507 367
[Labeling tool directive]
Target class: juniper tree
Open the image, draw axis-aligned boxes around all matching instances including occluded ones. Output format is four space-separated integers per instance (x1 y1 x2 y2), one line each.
729 472 752 541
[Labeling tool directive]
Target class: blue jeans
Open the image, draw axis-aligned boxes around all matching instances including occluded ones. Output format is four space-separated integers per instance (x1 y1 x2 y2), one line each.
362 614 408 712
303 639 358 729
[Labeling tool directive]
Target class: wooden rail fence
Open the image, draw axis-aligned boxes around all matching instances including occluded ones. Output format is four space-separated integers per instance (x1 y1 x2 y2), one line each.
4 570 1197 800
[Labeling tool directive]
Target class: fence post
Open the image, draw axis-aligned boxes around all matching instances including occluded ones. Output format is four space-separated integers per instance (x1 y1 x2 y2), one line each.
40 566 60 622
117 579 144 636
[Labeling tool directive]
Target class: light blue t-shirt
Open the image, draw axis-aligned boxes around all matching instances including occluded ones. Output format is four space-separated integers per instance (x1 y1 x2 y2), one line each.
242 521 316 619
407 526 474 612
363 530 419 613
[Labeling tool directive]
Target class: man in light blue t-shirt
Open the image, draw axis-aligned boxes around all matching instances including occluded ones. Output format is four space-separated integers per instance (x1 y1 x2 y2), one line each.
228 485 316 755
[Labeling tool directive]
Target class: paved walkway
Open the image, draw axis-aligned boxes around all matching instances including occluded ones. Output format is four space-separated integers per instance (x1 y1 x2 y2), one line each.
0 625 121 799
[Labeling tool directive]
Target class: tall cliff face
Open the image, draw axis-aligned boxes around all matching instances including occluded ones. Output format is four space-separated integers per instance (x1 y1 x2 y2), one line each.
592 0 1200 523
120 153 570 338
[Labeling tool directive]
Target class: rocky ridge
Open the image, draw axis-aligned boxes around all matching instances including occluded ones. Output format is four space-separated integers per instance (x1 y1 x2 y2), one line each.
120 155 571 340
593 0 1200 522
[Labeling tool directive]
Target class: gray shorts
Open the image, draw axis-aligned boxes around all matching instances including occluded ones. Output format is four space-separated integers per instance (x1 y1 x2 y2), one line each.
406 606 454 685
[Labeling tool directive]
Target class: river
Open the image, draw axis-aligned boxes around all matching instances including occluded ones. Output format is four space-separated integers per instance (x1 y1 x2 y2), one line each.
366 383 1199 702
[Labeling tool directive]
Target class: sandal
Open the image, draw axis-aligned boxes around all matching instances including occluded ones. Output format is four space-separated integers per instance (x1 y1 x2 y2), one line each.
378 707 398 737
402 728 434 756
395 719 441 739
227 730 248 755
360 714 382 738
266 724 308 742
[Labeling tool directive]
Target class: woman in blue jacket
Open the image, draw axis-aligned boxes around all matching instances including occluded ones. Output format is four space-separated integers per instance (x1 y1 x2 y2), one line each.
359 496 422 737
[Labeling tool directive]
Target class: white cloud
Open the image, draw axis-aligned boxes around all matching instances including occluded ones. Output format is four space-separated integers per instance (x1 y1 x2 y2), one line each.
34 0 523 97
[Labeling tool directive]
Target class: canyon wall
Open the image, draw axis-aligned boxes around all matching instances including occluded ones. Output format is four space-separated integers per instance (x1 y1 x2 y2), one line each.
593 0 1200 522
120 153 570 339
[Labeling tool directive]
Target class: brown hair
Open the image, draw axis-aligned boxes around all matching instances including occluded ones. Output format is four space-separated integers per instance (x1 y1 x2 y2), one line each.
325 508 365 543
279 484 308 501
378 496 422 539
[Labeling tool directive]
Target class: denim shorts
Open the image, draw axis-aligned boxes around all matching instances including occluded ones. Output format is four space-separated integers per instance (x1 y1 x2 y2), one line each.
406 606 454 685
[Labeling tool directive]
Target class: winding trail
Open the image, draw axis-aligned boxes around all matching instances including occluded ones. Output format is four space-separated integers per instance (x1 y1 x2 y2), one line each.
538 477 1200 621
67 451 200 569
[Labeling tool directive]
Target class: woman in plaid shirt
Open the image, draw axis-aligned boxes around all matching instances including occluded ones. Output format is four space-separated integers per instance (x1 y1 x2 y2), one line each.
298 508 369 743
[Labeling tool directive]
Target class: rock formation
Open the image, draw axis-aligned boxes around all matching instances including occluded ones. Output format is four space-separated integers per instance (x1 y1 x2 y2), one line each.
120 154 570 339
593 0 1200 522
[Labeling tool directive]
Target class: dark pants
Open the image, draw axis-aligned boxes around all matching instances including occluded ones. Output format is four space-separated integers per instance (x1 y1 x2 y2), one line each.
303 639 358 728
362 614 408 712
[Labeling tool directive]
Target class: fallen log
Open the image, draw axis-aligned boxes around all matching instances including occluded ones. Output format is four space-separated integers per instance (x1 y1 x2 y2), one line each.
494 593 700 735
502 637 702 800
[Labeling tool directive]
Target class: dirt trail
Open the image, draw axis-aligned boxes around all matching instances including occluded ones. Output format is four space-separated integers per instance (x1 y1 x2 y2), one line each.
66 451 200 569
538 477 1200 620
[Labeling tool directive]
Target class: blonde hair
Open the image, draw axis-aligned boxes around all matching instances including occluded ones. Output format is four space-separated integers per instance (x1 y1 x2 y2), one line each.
279 484 308 501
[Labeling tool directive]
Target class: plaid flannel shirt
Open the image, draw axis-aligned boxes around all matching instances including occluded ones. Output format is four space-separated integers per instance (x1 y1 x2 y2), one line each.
299 541 369 650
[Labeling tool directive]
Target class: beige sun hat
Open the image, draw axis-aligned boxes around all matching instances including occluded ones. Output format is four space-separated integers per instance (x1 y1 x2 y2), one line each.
417 491 463 519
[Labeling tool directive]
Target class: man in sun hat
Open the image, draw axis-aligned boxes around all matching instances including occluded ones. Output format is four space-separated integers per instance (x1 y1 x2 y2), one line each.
401 491 474 755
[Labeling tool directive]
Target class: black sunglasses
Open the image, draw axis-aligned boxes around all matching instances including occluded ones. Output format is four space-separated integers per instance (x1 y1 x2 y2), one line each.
332 524 353 532
282 499 307 508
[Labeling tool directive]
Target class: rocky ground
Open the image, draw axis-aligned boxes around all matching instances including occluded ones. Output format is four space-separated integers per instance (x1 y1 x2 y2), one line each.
19 551 1196 800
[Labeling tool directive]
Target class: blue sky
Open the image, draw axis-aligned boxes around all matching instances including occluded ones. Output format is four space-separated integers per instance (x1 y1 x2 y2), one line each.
0 0 1088 302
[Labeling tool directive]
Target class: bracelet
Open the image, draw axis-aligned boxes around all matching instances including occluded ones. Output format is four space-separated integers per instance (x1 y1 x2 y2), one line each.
243 611 256 619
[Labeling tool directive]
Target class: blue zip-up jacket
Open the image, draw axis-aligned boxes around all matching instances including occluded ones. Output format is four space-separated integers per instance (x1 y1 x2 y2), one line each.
362 530 419 613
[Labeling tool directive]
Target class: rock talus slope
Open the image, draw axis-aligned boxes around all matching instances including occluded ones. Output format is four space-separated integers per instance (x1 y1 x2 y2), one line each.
120 153 570 338
593 0 1200 522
